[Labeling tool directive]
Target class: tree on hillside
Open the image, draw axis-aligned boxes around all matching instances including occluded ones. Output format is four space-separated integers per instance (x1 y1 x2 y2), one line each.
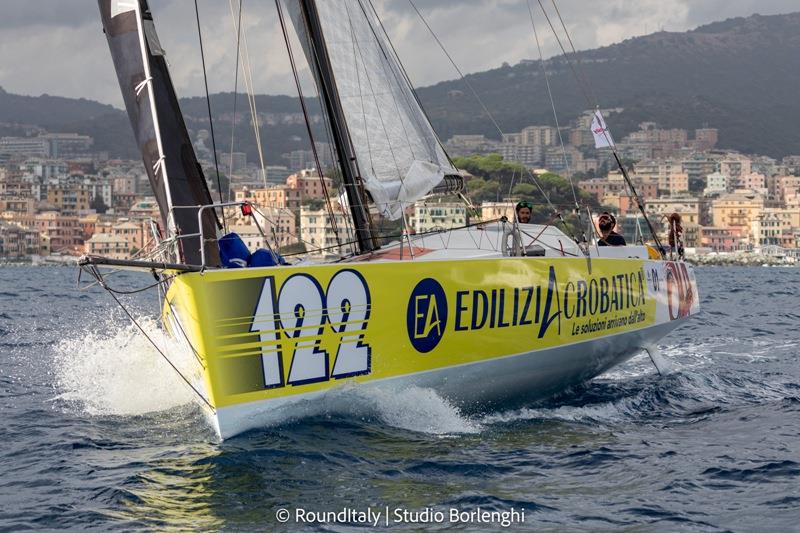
452 154 605 238
453 154 598 215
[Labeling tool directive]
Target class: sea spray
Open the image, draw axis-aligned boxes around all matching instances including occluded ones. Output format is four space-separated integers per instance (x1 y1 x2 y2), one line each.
224 382 480 435
52 316 197 416
52 313 479 434
345 385 481 435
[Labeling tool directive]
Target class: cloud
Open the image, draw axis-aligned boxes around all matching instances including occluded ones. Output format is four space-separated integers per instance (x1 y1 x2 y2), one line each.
0 15 117 103
0 0 90 29
0 0 796 106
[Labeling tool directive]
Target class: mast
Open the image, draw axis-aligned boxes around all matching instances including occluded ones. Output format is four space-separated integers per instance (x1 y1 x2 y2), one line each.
296 0 377 254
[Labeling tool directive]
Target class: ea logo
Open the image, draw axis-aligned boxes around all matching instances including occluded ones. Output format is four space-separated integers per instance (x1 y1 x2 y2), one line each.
407 278 447 353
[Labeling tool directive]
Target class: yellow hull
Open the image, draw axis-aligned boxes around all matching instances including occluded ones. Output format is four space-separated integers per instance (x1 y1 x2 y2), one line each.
163 257 699 437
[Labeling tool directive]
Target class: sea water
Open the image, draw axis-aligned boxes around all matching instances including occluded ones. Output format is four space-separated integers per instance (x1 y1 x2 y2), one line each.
1 266 798 531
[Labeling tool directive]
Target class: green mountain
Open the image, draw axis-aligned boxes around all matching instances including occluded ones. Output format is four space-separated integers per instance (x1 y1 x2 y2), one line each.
1 11 798 161
0 86 117 126
0 86 139 159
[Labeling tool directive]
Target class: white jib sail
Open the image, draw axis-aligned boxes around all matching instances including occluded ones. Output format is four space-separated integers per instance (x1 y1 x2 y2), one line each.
290 0 456 220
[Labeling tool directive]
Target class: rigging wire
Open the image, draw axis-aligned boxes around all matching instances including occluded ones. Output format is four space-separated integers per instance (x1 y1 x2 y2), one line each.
507 164 518 199
526 0 579 210
321 115 358 251
357 0 426 162
548 0 600 108
274 0 343 250
362 0 470 247
344 1 407 185
535 0 665 252
407 1 503 143
292 22 356 251
305 42 357 250
526 0 586 245
227 0 269 188
367 0 482 239
281 217 506 257
249 202 341 256
193 0 225 230
165 299 208 369
406 0 558 215
535 0 597 110
348 4 380 185
86 272 180 295
406 0 585 244
227 0 244 204
82 266 215 412
294 0 379 251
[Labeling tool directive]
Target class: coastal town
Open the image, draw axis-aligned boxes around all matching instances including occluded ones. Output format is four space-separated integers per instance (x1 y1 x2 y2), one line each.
3 3 800 531
1 108 799 265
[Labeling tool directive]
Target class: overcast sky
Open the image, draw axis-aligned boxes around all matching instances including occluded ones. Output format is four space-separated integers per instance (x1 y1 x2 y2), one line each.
0 0 796 107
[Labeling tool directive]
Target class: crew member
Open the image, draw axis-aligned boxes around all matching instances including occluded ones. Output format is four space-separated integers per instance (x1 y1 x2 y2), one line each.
597 212 626 246
515 201 533 224
667 212 684 259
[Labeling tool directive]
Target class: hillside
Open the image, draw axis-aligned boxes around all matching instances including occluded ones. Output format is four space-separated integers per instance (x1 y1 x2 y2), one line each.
415 12 800 158
1 12 798 161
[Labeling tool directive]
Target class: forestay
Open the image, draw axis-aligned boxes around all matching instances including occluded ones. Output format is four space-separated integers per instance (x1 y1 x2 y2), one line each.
288 0 457 220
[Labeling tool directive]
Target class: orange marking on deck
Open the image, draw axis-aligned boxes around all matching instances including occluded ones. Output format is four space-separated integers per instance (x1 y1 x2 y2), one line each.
365 246 434 261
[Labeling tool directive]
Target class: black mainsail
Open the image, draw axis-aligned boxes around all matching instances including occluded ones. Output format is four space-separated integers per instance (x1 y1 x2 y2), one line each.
99 0 219 266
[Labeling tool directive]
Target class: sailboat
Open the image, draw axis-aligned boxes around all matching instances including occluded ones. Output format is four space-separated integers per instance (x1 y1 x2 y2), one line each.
82 0 700 439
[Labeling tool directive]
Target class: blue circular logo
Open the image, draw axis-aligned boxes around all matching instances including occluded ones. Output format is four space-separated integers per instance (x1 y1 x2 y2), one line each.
407 278 447 353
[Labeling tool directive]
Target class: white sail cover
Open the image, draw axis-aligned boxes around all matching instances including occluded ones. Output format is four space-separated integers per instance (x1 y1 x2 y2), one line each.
289 0 457 219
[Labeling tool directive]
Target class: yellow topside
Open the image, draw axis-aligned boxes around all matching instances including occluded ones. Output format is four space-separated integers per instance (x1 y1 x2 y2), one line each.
164 257 696 408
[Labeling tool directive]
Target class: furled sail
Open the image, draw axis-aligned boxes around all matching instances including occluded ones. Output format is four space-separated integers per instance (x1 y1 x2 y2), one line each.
287 0 458 220
98 0 219 265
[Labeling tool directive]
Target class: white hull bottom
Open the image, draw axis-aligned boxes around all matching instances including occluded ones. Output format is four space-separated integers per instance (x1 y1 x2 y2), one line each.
210 319 685 439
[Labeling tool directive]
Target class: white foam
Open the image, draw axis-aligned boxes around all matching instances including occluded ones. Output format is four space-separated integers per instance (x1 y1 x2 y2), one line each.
52 317 196 416
244 382 479 435
353 385 481 435
480 402 626 426
285 384 481 435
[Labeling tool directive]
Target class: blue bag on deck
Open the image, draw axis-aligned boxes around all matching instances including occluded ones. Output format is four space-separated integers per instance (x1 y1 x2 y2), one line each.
218 233 250 268
248 248 287 267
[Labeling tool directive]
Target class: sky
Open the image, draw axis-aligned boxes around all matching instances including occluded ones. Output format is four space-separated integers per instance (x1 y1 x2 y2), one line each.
0 0 796 108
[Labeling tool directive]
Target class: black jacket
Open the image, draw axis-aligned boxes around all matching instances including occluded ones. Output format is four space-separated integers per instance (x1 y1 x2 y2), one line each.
598 232 626 246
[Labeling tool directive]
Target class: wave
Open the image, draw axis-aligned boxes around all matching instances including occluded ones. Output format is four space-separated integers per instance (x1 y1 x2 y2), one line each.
480 338 794 429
